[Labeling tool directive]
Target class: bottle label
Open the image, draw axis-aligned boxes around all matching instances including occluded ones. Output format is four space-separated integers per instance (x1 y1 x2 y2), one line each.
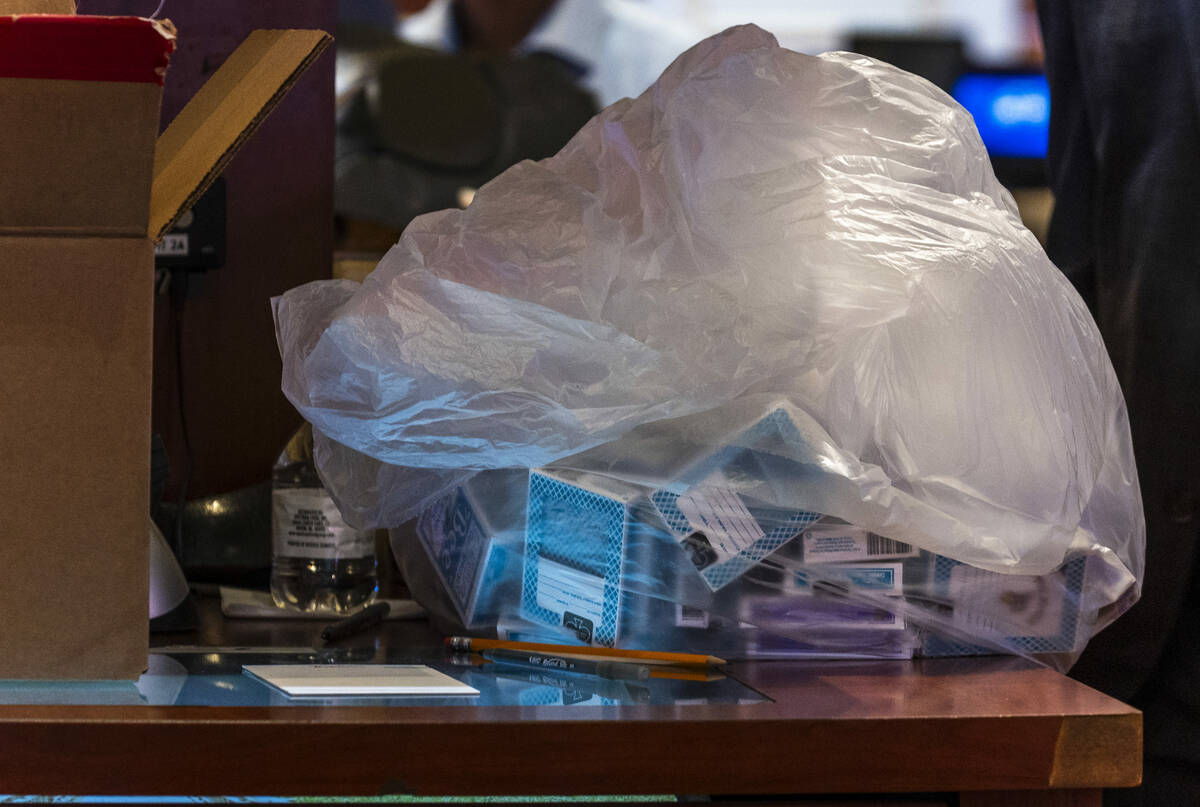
272 488 374 560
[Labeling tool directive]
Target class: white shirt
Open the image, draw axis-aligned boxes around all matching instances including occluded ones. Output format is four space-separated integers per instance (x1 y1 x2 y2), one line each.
399 0 705 108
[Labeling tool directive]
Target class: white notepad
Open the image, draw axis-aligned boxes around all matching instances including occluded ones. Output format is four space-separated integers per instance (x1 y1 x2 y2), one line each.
242 664 479 697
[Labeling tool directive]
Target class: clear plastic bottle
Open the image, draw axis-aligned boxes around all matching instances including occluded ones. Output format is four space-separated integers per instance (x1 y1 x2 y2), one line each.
270 422 377 612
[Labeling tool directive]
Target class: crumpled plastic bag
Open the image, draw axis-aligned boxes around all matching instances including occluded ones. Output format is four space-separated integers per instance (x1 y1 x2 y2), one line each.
274 25 1144 657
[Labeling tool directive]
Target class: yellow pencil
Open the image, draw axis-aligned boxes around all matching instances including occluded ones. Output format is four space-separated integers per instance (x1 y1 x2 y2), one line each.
648 665 726 682
445 636 725 667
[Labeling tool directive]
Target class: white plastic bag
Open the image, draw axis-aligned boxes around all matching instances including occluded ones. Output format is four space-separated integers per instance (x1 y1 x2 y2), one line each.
275 25 1143 662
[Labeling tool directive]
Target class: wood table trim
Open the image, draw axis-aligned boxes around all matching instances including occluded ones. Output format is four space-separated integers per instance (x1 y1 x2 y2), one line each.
0 684 1140 796
0 602 1141 798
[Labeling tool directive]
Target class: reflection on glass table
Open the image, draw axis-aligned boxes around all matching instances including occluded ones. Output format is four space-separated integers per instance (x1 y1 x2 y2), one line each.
0 648 764 708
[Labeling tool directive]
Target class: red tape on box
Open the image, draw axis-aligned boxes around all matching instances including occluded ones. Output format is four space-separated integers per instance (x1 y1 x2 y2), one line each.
0 14 174 84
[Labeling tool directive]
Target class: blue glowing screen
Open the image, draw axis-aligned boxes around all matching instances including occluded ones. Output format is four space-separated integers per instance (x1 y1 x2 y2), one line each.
952 72 1050 159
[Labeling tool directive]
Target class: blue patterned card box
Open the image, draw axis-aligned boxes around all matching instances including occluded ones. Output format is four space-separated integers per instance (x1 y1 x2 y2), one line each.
416 484 515 628
521 408 825 644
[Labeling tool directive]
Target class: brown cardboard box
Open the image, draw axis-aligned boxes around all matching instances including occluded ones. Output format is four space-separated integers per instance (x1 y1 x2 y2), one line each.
0 6 330 678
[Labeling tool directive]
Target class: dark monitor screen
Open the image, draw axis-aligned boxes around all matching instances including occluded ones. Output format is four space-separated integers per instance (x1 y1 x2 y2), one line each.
952 71 1050 159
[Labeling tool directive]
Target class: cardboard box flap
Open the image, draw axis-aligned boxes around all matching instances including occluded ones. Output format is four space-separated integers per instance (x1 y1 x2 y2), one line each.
149 28 331 241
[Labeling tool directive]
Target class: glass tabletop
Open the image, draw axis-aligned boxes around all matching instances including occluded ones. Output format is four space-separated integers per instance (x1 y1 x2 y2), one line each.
0 648 765 708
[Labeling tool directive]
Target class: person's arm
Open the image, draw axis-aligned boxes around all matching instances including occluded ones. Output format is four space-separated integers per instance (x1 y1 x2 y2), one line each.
1034 0 1097 310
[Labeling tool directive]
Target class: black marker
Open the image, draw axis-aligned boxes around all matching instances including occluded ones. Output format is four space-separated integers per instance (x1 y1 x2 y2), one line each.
320 602 390 643
481 647 650 681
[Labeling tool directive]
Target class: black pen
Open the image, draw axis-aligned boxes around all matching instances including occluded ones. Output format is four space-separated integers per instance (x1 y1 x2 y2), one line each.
482 647 650 681
320 602 390 643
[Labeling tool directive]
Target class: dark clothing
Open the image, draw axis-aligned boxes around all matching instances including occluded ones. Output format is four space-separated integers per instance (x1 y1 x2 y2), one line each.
1036 1 1200 803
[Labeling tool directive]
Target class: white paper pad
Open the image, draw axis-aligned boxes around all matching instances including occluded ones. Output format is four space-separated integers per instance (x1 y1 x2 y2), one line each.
242 664 478 697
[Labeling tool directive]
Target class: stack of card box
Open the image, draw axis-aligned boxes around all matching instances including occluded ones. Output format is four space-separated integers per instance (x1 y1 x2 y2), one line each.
518 404 932 652
519 497 906 652
415 401 1088 659
520 491 1086 659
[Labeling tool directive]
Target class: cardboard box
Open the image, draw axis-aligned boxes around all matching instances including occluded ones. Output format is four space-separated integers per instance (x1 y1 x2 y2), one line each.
0 5 329 678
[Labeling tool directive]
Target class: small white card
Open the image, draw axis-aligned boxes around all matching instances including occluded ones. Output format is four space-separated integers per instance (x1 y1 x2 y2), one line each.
242 664 478 697
535 555 607 641
792 562 904 595
675 603 710 629
802 525 918 563
948 565 1064 639
675 486 765 560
